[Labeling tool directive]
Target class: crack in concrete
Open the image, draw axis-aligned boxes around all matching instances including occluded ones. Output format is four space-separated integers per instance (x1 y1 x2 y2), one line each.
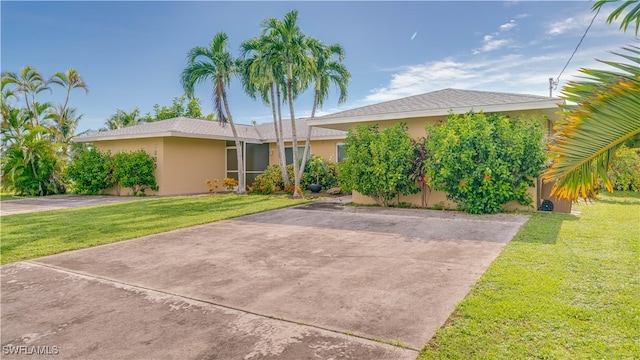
25 260 420 353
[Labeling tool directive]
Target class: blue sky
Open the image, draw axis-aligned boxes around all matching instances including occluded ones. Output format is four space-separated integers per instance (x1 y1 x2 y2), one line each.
1 1 635 133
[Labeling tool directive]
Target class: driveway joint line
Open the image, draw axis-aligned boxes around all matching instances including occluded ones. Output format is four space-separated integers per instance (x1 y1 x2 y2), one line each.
24 260 420 353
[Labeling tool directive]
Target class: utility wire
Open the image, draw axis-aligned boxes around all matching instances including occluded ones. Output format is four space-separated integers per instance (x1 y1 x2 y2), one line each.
553 7 601 90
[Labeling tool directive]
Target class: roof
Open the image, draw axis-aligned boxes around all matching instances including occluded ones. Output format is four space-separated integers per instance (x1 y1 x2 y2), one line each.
75 117 346 143
307 88 563 128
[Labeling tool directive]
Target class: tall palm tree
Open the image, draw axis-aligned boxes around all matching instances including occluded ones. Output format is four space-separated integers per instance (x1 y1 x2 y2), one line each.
1 66 50 126
49 68 88 117
239 35 290 186
181 32 246 194
544 1 640 200
261 10 314 198
298 40 351 180
47 104 82 158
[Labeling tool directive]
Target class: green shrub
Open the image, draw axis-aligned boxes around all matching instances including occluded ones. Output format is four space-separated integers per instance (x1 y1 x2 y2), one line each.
609 146 640 192
66 147 114 194
249 165 284 194
425 112 545 214
302 155 338 189
339 123 418 206
112 150 159 196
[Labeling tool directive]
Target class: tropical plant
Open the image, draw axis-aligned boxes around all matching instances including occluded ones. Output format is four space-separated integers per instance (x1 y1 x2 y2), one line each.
181 32 246 194
260 10 316 198
1 125 64 196
543 44 640 200
339 123 418 207
112 150 158 196
46 104 82 157
608 145 640 192
426 112 546 214
593 0 640 35
1 66 50 126
66 147 114 194
544 2 640 200
302 155 338 188
239 35 290 187
144 95 208 121
103 108 144 130
297 40 351 185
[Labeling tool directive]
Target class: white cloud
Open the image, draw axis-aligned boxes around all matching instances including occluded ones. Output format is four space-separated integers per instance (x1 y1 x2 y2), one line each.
363 45 622 103
548 17 577 35
500 20 517 31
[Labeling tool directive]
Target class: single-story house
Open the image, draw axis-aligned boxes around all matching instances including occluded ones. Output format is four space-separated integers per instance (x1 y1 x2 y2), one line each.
75 117 346 195
307 88 571 213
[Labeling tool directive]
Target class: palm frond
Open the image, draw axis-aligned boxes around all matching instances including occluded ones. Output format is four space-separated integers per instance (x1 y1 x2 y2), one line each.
544 45 640 201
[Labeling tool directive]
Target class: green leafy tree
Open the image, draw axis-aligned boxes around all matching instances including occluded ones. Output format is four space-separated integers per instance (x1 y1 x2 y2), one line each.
339 123 417 206
66 147 114 194
181 32 245 194
426 112 546 214
544 1 640 200
145 95 208 121
112 150 158 196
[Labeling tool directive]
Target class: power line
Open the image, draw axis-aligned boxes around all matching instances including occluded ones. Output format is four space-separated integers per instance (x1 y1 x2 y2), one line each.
550 7 601 96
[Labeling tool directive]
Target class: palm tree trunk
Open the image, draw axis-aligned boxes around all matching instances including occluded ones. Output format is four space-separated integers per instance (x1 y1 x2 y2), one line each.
287 75 302 198
271 83 289 187
221 89 245 194
276 84 289 186
297 88 319 182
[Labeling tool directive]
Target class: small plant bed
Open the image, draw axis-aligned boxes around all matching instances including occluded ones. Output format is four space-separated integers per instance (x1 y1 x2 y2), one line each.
1 194 308 264
418 191 640 359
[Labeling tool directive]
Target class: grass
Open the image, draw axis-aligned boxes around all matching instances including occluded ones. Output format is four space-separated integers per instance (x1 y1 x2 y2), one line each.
419 191 640 359
0 194 308 264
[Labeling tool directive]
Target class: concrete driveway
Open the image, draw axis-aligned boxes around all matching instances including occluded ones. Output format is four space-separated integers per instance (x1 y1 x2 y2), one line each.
1 199 529 359
0 195 145 216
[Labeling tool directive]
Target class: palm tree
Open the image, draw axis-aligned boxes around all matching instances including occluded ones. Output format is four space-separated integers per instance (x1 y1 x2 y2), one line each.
261 10 314 198
298 40 351 181
181 32 246 194
49 68 88 117
593 0 640 34
239 35 291 186
543 1 640 200
1 66 50 126
47 104 82 157
104 108 144 130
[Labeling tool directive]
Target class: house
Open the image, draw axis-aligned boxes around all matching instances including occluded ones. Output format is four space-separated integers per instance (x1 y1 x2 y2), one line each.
74 117 346 195
307 88 571 213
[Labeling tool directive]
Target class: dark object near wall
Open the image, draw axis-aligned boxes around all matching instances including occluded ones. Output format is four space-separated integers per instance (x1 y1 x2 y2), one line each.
539 199 554 212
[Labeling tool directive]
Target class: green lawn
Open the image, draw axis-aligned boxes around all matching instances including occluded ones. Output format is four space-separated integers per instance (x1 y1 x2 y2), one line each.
419 191 640 359
1 194 308 264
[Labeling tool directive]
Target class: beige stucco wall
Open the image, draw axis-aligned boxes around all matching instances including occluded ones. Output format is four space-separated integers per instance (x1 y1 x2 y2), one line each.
162 137 226 195
343 110 553 211
268 140 345 166
93 137 226 196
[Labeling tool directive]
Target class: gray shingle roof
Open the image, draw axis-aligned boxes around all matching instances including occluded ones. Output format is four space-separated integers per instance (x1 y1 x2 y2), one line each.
75 116 345 143
310 88 562 124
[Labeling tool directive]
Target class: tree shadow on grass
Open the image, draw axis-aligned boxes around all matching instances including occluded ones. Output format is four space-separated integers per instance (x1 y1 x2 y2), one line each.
512 212 578 245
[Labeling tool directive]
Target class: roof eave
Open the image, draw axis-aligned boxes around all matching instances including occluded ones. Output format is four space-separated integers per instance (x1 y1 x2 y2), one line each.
308 99 564 127
73 132 261 143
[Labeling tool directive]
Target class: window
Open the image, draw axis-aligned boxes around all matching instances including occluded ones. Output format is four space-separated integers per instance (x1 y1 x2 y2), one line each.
284 146 307 165
226 142 269 186
336 143 346 162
